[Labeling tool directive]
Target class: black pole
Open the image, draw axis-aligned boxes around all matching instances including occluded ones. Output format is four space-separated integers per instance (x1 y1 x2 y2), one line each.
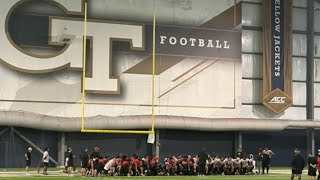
306 0 315 156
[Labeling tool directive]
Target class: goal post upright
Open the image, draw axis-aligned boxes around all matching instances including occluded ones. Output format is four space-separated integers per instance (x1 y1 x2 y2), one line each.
81 0 88 132
81 0 156 134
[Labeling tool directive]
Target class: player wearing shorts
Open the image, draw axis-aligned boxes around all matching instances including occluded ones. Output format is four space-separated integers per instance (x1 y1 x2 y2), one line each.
67 147 75 175
291 148 305 180
308 153 317 180
42 147 49 175
205 156 213 175
130 155 140 176
187 155 196 175
25 147 32 175
224 157 233 175
80 147 89 176
104 158 116 175
120 155 130 176
115 155 122 175
149 155 159 176
233 158 241 175
91 147 101 177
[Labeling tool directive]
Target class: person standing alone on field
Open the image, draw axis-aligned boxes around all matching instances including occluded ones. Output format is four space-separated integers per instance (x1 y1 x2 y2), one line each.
198 148 208 176
262 147 274 174
91 147 101 177
42 147 49 175
256 148 263 175
67 147 75 175
80 147 89 176
291 148 305 180
317 154 320 180
25 147 32 175
308 153 317 180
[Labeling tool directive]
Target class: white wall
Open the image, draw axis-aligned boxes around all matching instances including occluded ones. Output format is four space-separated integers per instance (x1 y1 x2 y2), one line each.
0 0 319 121
0 0 244 119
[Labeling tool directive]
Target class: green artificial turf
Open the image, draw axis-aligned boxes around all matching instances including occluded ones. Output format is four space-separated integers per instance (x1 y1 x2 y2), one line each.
0 173 311 180
0 175 311 180
0 168 310 180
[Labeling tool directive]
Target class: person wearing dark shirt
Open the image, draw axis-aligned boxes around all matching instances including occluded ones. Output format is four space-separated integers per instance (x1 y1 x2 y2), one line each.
256 148 263 175
262 152 269 174
317 155 320 180
67 147 75 175
291 148 305 180
198 148 208 176
91 147 101 177
236 148 244 175
25 147 32 175
80 147 89 176
308 153 317 180
262 147 274 174
236 148 244 159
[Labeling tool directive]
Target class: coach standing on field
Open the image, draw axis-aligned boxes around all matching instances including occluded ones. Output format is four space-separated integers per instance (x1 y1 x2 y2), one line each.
198 148 208 176
256 148 263 175
42 147 49 175
262 147 274 174
25 147 32 175
67 147 75 175
91 147 101 177
291 148 305 180
308 153 317 180
80 147 89 176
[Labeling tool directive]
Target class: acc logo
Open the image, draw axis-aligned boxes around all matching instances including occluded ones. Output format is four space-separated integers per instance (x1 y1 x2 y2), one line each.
263 88 292 113
269 97 286 104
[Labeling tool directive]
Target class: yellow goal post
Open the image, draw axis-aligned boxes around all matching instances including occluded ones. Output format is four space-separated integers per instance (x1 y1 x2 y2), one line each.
80 0 156 134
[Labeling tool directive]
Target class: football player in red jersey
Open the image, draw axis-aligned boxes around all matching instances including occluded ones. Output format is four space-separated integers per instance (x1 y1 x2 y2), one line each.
130 154 140 176
149 155 159 175
115 155 122 175
98 158 105 175
120 155 130 176
187 155 196 175
168 156 177 175
180 156 188 175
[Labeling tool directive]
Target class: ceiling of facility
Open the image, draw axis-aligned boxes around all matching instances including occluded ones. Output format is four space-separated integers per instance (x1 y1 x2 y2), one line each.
15 0 238 27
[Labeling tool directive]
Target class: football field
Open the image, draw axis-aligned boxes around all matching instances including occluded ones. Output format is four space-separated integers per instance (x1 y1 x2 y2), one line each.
0 169 311 180
0 174 310 180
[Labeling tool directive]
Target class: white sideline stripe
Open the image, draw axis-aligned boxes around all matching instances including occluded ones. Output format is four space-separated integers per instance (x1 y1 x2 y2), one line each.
0 171 61 174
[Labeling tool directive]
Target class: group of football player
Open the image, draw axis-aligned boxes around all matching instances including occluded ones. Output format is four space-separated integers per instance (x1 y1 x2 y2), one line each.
161 154 256 176
77 147 256 177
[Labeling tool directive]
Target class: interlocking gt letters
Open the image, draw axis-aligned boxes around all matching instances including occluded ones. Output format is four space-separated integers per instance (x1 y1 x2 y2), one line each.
0 0 144 94
0 0 240 94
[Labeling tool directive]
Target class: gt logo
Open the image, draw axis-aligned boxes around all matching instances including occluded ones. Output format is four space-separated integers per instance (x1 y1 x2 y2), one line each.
269 97 286 104
0 0 144 94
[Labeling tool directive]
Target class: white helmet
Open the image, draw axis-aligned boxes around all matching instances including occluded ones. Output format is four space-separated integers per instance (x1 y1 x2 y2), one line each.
28 147 32 152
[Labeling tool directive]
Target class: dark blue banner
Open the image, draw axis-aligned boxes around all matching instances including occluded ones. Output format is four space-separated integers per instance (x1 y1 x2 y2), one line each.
271 0 285 91
262 0 292 113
